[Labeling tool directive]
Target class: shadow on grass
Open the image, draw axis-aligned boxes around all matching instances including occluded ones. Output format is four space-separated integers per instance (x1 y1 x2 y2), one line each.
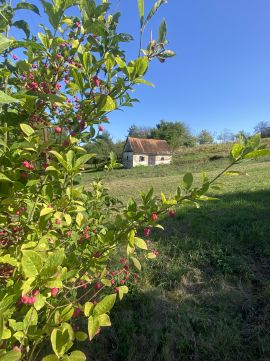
82 190 270 361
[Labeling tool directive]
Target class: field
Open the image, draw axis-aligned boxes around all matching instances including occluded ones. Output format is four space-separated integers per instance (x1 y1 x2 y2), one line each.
81 145 270 361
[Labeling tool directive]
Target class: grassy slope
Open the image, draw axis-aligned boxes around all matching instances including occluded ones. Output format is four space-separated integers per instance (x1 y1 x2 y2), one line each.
80 147 270 361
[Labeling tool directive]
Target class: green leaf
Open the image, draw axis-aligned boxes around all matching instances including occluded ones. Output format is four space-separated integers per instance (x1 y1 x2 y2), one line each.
131 256 141 271
134 78 154 87
0 350 21 361
88 316 100 341
21 250 43 278
49 150 68 169
24 308 38 328
20 123 35 136
0 34 12 53
147 252 157 259
0 295 16 314
183 172 193 189
51 326 73 357
64 213 72 226
42 355 58 361
76 212 84 227
40 207 54 217
34 293 45 311
61 304 74 322
243 149 270 159
0 173 13 183
158 18 167 43
230 143 244 161
84 302 94 317
98 314 111 326
133 57 148 78
2 328 11 339
0 315 3 340
135 237 148 250
137 0 144 28
0 254 17 266
96 95 116 112
13 20 30 38
74 154 95 169
144 0 167 29
0 90 20 104
65 351 87 361
42 249 65 278
118 286 128 301
75 331 88 341
159 50 176 58
15 2 40 15
93 294 116 317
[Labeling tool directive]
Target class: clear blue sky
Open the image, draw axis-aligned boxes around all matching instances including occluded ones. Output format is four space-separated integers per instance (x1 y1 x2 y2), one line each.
12 0 270 141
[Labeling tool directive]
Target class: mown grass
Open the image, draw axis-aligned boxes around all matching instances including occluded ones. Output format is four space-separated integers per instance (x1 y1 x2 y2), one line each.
79 152 270 361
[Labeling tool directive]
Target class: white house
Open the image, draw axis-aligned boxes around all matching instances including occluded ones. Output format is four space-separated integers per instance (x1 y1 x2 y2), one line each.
122 137 172 168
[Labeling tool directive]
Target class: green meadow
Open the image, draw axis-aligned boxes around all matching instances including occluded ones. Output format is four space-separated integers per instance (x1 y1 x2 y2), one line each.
79 146 270 361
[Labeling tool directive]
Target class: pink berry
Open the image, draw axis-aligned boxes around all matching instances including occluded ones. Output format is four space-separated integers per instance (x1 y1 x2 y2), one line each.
111 279 115 285
151 212 158 222
21 295 28 304
32 290 40 296
51 288 59 297
22 161 30 168
54 126 62 134
95 283 102 290
72 307 81 318
20 172 28 179
168 209 176 217
28 297 36 304
144 228 151 237
93 75 100 87
120 280 125 285
67 230 72 237
98 125 104 132
55 219 61 225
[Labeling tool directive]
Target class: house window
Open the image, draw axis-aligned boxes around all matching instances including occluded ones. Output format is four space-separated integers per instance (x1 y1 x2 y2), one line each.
161 157 164 161
126 155 129 160
139 156 145 161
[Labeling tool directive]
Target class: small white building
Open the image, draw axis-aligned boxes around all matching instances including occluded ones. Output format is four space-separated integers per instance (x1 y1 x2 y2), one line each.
122 137 172 168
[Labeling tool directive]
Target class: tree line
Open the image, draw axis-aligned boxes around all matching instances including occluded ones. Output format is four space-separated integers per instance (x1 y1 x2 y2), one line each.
85 120 270 169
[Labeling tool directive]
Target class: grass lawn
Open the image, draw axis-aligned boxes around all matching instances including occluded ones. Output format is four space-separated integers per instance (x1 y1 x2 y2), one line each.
80 156 270 361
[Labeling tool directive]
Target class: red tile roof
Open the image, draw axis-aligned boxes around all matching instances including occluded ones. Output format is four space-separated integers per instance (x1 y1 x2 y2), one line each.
126 137 172 154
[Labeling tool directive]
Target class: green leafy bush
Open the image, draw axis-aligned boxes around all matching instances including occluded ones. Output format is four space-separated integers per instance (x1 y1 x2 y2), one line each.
0 1 269 360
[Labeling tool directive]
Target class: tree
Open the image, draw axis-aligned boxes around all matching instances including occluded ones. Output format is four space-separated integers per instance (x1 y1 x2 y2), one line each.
197 130 214 144
217 129 235 143
128 124 153 138
235 130 250 141
150 120 195 149
254 121 270 134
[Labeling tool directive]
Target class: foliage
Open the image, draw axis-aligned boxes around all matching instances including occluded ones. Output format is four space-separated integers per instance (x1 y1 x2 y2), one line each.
217 128 235 143
197 129 214 145
254 121 270 134
150 120 196 149
0 1 269 360
127 124 153 139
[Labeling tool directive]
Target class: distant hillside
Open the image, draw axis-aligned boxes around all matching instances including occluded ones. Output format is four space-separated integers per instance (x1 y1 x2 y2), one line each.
173 139 270 166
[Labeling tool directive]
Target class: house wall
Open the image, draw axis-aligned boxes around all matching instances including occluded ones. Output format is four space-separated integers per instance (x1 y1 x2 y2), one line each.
133 154 172 167
155 155 172 165
133 154 149 167
123 151 133 168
